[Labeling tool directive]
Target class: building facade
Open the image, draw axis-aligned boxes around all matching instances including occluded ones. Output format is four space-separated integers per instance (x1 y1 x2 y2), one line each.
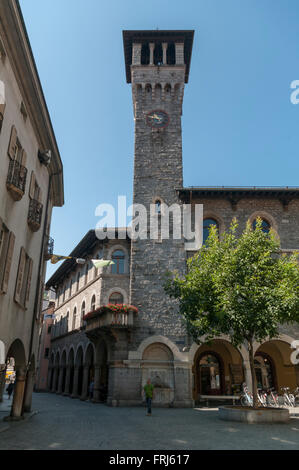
46 30 299 407
0 0 64 418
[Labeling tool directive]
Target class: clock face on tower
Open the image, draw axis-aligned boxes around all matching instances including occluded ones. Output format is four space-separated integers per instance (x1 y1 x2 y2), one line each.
146 110 170 129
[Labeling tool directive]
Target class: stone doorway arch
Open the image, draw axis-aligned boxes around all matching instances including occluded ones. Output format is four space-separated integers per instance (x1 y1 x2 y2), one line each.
193 339 244 401
255 340 298 391
141 342 174 407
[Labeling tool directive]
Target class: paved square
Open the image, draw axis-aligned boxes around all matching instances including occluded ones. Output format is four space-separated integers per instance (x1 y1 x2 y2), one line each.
0 392 299 450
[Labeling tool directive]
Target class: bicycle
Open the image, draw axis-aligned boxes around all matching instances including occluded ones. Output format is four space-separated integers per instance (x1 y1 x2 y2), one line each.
266 388 280 407
281 387 295 407
240 385 253 407
257 388 267 407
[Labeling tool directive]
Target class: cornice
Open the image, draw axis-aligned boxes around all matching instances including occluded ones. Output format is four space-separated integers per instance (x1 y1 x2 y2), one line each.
0 0 64 206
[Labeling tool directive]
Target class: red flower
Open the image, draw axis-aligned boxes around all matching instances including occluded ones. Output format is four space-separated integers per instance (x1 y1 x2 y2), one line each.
83 304 138 321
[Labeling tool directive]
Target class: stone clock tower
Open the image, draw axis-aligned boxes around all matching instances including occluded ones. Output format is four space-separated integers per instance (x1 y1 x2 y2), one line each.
123 31 194 351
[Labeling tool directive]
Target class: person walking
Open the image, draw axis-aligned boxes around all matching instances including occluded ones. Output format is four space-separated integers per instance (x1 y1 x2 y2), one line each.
144 378 154 416
6 381 14 400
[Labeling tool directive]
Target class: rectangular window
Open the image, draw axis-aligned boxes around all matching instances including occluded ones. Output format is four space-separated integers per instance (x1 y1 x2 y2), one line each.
47 325 52 334
44 348 49 359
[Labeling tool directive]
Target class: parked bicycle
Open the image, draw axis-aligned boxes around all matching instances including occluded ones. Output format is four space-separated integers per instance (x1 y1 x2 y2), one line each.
240 385 253 407
281 387 295 407
266 387 280 407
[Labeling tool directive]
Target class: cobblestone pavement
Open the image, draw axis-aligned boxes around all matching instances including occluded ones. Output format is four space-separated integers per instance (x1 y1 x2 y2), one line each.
0 392 299 450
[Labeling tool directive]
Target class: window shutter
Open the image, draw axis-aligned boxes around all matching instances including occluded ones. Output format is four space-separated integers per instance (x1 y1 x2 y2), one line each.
21 149 27 167
2 231 15 294
25 257 33 309
7 125 17 159
15 247 26 304
29 171 36 199
37 186 42 202
0 103 5 118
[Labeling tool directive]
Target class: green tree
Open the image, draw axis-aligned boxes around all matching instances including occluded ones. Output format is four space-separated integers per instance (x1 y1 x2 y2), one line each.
164 218 299 407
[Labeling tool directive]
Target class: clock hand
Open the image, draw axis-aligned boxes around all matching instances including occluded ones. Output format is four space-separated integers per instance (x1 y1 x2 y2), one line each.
149 114 162 121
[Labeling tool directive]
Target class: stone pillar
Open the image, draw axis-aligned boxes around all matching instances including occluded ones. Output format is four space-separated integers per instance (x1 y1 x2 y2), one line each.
92 365 101 402
47 366 52 391
63 366 71 395
149 43 155 65
23 369 35 413
243 360 253 393
162 42 168 65
57 367 64 394
132 43 142 65
51 367 58 392
71 366 79 398
9 367 26 419
80 364 90 400
175 42 184 65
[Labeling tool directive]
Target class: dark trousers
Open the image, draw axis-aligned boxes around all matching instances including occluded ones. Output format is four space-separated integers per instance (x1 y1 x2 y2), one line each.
146 397 152 414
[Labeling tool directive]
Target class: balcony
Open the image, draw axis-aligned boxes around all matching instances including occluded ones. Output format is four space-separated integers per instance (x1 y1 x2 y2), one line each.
44 236 54 260
6 159 27 201
28 199 43 232
83 304 138 339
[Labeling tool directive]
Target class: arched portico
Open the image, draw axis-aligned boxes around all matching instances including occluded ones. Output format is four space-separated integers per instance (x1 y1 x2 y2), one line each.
5 339 26 419
192 339 244 401
255 339 298 391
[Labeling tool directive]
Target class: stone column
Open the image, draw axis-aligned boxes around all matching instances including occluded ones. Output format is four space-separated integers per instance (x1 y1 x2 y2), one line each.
80 364 90 400
57 367 64 394
23 369 35 413
9 367 26 419
162 42 168 65
149 43 155 65
63 366 71 395
92 365 101 402
71 366 79 398
47 366 52 391
51 367 58 392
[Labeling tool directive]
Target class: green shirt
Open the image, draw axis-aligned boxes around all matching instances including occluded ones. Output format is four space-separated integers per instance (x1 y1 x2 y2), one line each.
144 383 154 398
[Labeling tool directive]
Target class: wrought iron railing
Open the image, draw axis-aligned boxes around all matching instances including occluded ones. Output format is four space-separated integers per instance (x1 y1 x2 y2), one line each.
28 199 43 231
6 159 27 200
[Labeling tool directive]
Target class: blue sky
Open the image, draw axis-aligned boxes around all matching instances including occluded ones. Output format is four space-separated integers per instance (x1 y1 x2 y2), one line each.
19 0 299 279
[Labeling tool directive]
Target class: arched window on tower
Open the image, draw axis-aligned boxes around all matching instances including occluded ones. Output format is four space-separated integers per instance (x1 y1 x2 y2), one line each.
109 292 124 305
155 200 162 215
252 218 270 234
203 218 219 245
111 250 125 274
